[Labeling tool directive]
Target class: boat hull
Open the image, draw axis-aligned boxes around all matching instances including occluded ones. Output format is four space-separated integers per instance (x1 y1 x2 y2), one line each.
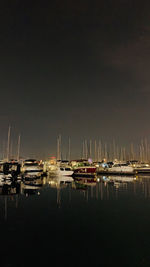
97 165 135 176
73 167 97 178
97 170 135 176
56 170 74 176
134 168 150 174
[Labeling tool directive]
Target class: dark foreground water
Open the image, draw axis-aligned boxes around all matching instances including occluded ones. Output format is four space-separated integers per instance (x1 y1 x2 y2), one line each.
0 174 150 267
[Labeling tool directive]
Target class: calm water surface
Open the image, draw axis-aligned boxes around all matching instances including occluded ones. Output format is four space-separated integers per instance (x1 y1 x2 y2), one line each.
0 175 150 267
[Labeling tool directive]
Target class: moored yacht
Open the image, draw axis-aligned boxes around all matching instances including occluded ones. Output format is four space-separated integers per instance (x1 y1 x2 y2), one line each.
72 165 97 178
132 162 150 174
0 160 21 180
108 163 134 175
97 162 135 175
55 166 74 176
21 159 43 179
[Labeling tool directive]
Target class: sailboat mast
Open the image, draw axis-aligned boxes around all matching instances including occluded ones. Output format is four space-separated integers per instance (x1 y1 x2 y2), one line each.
94 140 97 162
82 140 85 159
85 140 88 159
17 134 21 161
68 137 71 161
59 134 61 160
57 137 60 161
89 140 92 159
6 126 11 162
57 134 61 161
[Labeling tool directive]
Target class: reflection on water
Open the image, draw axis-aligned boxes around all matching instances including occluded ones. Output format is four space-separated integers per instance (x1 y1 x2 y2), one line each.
1 174 150 203
1 174 150 266
45 174 150 201
1 174 150 207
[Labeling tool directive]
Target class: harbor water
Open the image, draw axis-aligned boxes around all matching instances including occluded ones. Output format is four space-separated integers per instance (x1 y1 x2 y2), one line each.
1 174 150 267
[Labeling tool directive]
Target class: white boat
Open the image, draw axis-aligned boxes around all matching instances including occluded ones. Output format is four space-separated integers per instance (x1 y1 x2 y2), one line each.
21 159 43 178
55 166 73 176
108 163 134 175
45 159 73 176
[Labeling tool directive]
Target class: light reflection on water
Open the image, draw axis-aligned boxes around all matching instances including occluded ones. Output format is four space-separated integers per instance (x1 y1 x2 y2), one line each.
45 174 150 202
1 174 150 207
1 174 150 217
1 174 150 266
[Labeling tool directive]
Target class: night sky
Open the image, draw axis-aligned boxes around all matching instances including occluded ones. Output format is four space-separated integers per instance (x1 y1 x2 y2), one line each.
0 0 150 159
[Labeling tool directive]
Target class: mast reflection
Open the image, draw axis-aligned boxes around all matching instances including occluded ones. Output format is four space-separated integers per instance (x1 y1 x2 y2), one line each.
47 174 74 207
0 179 21 221
0 173 150 219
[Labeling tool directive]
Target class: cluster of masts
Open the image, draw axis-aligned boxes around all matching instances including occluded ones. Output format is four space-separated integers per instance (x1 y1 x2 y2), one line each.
57 136 150 163
2 126 21 162
2 128 150 163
